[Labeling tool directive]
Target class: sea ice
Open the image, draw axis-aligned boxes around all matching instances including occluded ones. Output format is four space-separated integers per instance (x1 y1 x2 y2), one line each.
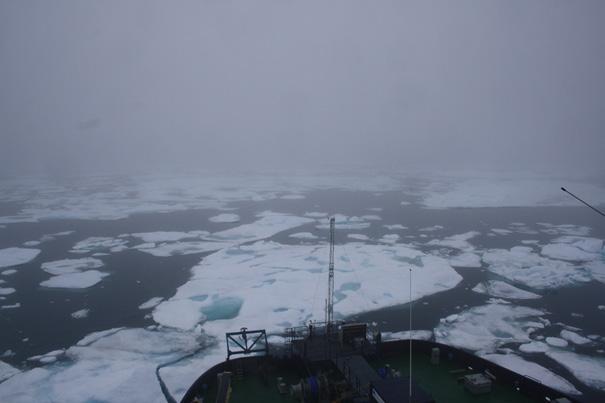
280 194 305 200
434 303 545 353
379 234 400 244
138 297 164 310
448 252 482 268
211 212 314 243
315 215 371 230
71 309 90 319
153 241 462 335
546 350 605 390
208 213 240 223
304 212 327 218
545 337 568 348
289 232 318 240
130 231 209 243
553 236 603 253
482 247 591 289
23 241 41 247
0 288 16 296
518 341 549 353
40 270 108 289
383 224 407 230
1 303 21 309
41 258 104 275
472 281 541 300
541 244 598 261
0 327 205 403
560 330 591 345
427 231 480 251
491 228 513 235
0 247 41 269
71 237 129 254
0 361 20 382
134 241 232 257
361 215 381 221
480 353 580 395
0 270 16 276
348 234 369 241
419 225 444 232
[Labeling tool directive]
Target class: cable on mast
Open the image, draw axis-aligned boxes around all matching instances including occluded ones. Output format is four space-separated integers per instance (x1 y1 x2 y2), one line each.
327 217 335 326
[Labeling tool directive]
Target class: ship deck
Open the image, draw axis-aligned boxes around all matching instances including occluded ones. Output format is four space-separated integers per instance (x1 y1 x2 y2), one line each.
198 347 541 403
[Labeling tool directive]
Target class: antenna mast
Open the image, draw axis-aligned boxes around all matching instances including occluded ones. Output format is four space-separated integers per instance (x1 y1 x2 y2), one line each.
327 217 335 326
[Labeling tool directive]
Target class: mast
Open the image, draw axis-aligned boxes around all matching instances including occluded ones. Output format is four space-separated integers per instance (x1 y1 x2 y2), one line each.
327 217 335 326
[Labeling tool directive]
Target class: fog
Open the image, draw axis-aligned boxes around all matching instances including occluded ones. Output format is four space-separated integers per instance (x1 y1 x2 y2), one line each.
1 0 604 177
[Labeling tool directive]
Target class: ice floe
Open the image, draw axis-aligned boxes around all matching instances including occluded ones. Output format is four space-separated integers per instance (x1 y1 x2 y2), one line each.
427 231 480 251
71 237 129 254
419 176 605 208
482 246 591 290
153 241 462 335
379 234 400 244
289 232 318 240
211 211 314 243
348 234 369 241
0 288 16 296
0 247 41 269
546 337 568 348
448 252 482 268
0 361 20 382
304 212 327 218
315 215 370 230
0 327 205 403
491 228 513 235
541 244 599 261
40 270 108 289
138 297 164 310
208 213 240 223
518 341 549 353
0 269 16 276
130 231 209 243
472 281 541 300
546 350 605 390
134 241 232 257
419 225 444 232
434 303 545 353
71 309 90 319
383 224 407 230
480 353 581 395
560 330 591 345
41 258 104 275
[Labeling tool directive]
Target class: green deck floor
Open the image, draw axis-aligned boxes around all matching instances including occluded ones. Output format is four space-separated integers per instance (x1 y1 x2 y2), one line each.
370 352 536 403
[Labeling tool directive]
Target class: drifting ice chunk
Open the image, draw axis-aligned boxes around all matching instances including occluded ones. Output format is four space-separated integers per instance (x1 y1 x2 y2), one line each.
130 231 209 243
491 228 513 235
41 258 103 275
545 337 568 348
348 234 369 241
0 361 20 382
40 270 108 289
71 237 128 254
546 350 605 390
208 213 240 223
383 224 407 230
0 288 15 296
518 341 549 353
0 270 16 276
560 330 591 345
211 212 314 243
434 303 545 352
316 215 370 230
304 212 327 218
480 353 580 395
472 281 541 300
537 223 592 236
0 247 41 269
71 309 90 319
379 234 400 244
449 252 482 268
483 247 590 290
134 241 231 257
541 244 598 261
427 231 480 251
289 232 318 240
138 297 164 310
553 236 603 253
1 303 20 309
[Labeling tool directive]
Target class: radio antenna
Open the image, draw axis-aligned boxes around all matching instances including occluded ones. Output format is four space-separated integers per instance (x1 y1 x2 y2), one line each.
561 187 605 217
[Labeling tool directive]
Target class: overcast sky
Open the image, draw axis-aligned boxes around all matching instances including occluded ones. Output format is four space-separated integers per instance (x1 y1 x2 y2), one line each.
1 1 604 177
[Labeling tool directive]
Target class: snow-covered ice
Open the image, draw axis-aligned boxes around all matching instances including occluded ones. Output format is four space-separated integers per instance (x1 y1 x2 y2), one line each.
546 337 568 348
71 237 129 254
0 247 41 269
130 231 209 243
481 353 580 395
347 234 369 241
40 270 108 289
434 303 545 352
139 297 164 310
211 212 314 243
208 213 240 223
518 341 549 353
546 350 605 390
0 288 16 296
315 215 370 230
71 309 90 319
1 303 21 309
0 361 20 382
427 231 480 251
482 246 591 290
448 252 482 268
383 224 407 230
0 269 16 276
382 330 432 341
472 281 541 300
134 241 232 257
379 234 399 244
41 258 104 275
560 330 591 345
541 244 599 262
153 241 462 334
289 232 318 240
